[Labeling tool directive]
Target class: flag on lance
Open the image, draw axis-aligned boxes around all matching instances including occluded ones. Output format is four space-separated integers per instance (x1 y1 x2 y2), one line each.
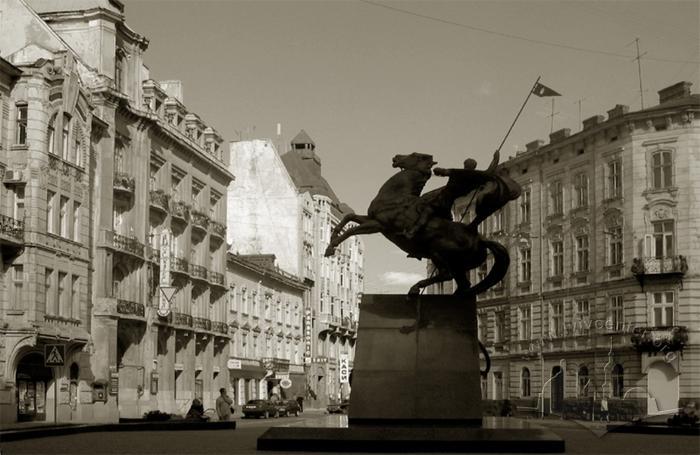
532 82 561 97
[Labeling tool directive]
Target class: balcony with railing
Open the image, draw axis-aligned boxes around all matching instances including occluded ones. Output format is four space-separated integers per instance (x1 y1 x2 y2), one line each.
261 357 291 372
149 190 170 214
191 210 209 234
210 220 226 242
212 321 229 335
146 246 161 264
631 256 688 275
171 200 190 224
631 326 688 353
171 257 189 276
208 270 225 288
107 231 144 258
116 299 145 318
0 213 24 249
193 316 212 332
173 312 193 328
113 171 135 196
189 263 208 283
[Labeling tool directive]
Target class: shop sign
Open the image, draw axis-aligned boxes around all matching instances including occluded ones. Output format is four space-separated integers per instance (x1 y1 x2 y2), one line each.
339 355 349 384
227 359 242 370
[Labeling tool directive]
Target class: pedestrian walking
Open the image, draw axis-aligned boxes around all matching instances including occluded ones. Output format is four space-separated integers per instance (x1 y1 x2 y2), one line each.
296 396 304 412
216 387 234 421
600 396 610 423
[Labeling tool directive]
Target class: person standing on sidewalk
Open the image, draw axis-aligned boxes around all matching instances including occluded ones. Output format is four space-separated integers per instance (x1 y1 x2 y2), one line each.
600 396 610 423
216 388 233 421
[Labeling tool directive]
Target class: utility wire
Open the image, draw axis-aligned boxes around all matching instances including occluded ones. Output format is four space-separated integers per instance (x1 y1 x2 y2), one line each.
358 0 699 65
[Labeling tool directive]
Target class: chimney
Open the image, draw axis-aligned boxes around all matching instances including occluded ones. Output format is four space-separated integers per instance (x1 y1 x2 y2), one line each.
526 139 545 153
549 128 571 144
607 104 629 120
658 82 692 104
583 115 605 130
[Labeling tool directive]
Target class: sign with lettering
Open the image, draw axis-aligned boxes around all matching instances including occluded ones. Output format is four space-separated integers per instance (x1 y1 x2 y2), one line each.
227 359 242 370
158 229 173 316
339 354 350 384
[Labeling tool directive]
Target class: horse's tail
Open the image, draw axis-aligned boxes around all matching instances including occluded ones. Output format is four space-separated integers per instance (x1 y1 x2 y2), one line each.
468 239 510 296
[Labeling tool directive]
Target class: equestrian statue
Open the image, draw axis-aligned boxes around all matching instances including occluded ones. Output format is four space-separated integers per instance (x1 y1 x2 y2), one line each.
324 150 521 296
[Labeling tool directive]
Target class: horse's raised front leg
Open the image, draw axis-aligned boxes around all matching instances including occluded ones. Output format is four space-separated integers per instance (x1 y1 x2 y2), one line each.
330 214 371 240
407 267 453 295
324 219 382 257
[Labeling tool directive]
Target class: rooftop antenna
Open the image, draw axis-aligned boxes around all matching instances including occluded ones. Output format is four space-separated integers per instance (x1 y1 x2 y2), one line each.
629 37 647 109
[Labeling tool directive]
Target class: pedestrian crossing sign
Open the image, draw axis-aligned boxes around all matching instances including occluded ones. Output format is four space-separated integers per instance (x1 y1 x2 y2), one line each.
44 344 65 367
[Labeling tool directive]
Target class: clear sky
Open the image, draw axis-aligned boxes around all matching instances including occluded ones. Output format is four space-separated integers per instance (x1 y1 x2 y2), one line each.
122 0 699 293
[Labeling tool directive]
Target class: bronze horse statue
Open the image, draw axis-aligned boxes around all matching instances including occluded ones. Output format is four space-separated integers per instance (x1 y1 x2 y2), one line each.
324 152 516 296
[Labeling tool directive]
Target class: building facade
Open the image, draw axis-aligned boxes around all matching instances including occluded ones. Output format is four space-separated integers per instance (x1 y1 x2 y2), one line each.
228 132 364 408
0 0 233 423
453 82 699 419
226 253 309 406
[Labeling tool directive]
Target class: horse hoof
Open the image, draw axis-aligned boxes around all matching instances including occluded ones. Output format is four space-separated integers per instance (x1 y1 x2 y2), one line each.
324 247 335 257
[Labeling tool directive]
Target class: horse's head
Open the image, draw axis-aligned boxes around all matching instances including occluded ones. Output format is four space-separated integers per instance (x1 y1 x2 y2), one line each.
392 153 437 173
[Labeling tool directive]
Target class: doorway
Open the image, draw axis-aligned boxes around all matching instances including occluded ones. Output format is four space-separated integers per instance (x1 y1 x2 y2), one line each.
647 361 679 414
551 366 564 413
16 353 53 422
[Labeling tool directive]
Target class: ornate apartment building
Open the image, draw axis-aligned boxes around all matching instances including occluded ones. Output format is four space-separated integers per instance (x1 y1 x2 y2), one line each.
226 253 309 406
456 82 698 417
228 132 364 408
0 0 233 423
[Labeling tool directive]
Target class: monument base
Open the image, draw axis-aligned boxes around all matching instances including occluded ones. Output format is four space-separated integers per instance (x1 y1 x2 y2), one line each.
257 419 565 453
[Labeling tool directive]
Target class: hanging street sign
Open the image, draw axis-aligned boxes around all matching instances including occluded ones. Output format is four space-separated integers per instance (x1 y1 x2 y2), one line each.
158 229 173 317
44 344 65 367
339 354 349 384
158 286 177 318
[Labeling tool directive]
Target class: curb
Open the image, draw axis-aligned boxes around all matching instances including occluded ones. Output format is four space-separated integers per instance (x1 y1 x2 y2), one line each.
606 423 700 436
0 420 236 442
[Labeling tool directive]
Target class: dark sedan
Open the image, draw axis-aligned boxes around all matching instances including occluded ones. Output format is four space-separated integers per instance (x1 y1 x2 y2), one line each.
327 399 349 414
242 399 277 419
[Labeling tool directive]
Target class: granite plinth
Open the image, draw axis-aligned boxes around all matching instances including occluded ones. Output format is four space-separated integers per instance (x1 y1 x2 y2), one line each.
257 419 565 453
349 294 482 425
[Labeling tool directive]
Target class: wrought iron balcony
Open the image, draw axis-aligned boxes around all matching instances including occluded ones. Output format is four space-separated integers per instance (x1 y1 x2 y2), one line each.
117 299 145 318
212 321 229 335
208 270 225 287
113 172 135 195
109 231 144 258
149 190 170 214
631 326 688 353
171 200 190 223
193 317 212 331
631 256 688 275
191 210 209 232
171 256 189 275
189 263 208 282
0 214 24 245
174 312 193 327
210 220 226 240
261 357 290 372
146 246 161 264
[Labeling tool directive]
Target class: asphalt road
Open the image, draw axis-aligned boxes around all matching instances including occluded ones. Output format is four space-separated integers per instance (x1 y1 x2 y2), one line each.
1 413 698 455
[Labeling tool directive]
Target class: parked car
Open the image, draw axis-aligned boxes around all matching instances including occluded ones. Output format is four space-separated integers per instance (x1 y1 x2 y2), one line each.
279 399 301 417
271 401 287 417
242 399 277 419
327 399 350 414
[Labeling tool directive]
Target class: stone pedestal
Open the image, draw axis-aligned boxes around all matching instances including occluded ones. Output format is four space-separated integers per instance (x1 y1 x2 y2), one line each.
349 294 482 425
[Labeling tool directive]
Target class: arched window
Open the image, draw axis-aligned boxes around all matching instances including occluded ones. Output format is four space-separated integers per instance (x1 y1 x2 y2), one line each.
612 364 624 398
62 113 71 160
47 113 57 155
651 151 673 189
521 367 531 397
578 366 589 397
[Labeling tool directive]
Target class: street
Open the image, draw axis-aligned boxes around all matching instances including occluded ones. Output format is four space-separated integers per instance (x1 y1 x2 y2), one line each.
1 412 699 455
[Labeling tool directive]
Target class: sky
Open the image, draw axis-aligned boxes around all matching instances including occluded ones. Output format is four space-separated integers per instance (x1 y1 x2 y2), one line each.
122 0 699 293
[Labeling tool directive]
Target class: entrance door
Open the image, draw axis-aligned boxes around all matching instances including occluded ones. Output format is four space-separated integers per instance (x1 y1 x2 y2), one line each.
551 366 564 413
16 353 53 422
647 361 679 414
493 372 504 400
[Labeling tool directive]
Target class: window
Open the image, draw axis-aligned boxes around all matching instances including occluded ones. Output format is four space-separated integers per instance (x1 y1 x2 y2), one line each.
612 364 624 398
652 291 674 326
519 189 531 224
16 103 28 145
492 209 504 233
578 366 590 397
59 196 69 238
494 311 505 343
649 220 674 258
551 241 564 277
46 191 56 234
574 299 590 335
521 368 531 397
549 301 564 338
62 114 71 160
608 159 622 198
609 295 624 331
477 313 488 342
519 247 531 282
72 202 81 241
58 272 67 317
519 305 531 340
12 265 23 304
228 286 236 312
47 114 56 155
45 268 55 315
651 151 673 189
13 186 25 220
575 235 589 272
115 55 124 93
241 289 248 314
71 275 80 320
74 133 82 167
574 173 589 208
550 180 563 215
608 226 623 265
